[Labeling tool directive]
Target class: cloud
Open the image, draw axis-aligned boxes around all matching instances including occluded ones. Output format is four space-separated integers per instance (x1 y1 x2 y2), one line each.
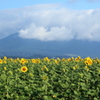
19 23 74 41
0 4 60 38
0 4 100 41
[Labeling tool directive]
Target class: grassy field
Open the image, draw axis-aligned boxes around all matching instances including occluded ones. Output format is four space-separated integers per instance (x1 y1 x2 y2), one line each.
0 56 100 100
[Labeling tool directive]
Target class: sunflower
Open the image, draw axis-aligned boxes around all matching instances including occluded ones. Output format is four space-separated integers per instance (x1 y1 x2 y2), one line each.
75 58 80 62
3 60 7 64
52 95 57 98
54 59 58 64
84 57 93 65
43 57 50 62
0 59 2 64
20 58 26 65
42 76 48 80
3 56 7 60
32 59 36 63
21 66 28 72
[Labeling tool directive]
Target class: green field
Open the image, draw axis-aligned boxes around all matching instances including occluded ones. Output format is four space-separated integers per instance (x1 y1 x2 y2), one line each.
0 56 100 100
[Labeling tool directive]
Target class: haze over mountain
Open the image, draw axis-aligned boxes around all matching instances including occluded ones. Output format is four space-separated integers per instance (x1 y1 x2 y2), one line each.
0 33 100 58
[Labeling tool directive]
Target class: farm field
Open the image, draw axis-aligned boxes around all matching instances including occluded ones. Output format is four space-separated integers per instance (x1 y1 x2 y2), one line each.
0 56 100 100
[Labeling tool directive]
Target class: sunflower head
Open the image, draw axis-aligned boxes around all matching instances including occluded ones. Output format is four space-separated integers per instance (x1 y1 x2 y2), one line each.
0 59 3 64
42 76 48 80
3 56 7 60
21 66 28 72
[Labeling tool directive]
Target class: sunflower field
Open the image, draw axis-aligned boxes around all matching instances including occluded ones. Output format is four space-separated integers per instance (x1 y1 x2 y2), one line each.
0 56 100 100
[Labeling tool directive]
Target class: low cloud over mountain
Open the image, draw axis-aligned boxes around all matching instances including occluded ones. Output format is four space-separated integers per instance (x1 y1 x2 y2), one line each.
0 33 100 58
0 4 100 41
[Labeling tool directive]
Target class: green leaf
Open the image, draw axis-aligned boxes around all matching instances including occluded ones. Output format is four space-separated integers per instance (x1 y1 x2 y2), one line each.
74 91 78 95
94 97 98 100
61 83 69 88
73 91 81 97
80 82 87 90
19 96 28 99
43 96 53 100
24 86 29 91
49 90 54 94
1 74 7 81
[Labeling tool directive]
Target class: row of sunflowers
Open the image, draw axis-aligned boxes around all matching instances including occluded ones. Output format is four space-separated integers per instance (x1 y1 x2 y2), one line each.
0 56 100 100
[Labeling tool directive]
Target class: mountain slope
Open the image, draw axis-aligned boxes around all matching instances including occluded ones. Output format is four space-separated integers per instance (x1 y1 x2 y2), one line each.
0 33 100 58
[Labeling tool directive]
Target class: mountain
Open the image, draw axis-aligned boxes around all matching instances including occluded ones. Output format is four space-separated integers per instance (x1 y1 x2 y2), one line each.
0 33 100 58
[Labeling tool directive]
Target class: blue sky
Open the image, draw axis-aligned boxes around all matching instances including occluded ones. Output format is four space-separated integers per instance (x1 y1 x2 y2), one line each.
0 0 100 41
0 0 100 10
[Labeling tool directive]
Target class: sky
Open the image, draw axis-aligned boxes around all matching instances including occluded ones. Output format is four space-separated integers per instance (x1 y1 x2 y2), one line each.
0 0 100 41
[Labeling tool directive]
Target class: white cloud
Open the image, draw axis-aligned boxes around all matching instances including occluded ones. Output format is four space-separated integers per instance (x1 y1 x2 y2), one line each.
0 4 100 41
19 23 74 41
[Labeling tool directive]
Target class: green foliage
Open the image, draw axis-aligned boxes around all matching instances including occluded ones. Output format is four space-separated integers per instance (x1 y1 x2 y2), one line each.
0 56 100 99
